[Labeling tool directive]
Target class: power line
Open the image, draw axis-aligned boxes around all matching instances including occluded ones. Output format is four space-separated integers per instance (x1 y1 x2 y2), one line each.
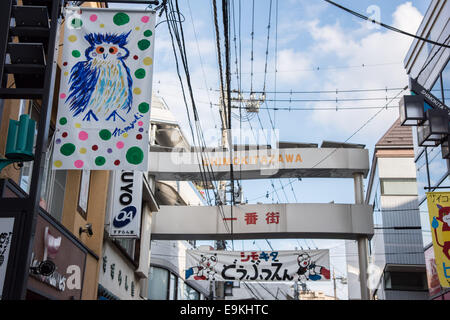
248 86 408 201
232 61 403 74
186 0 220 132
222 0 236 248
242 97 402 102
230 105 399 111
233 87 408 94
323 0 450 48
158 80 447 95
164 0 231 234
416 34 450 80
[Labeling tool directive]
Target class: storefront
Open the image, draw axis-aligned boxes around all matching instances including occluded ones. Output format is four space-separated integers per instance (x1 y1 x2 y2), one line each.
148 264 203 300
0 178 97 300
424 244 450 300
97 240 143 300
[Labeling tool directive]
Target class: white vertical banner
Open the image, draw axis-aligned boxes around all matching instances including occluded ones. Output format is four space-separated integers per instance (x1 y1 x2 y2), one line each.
109 171 143 238
185 250 330 282
52 7 155 171
0 218 14 299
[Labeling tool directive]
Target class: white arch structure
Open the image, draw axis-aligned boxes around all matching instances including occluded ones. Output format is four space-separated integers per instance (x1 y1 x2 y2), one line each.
148 147 372 299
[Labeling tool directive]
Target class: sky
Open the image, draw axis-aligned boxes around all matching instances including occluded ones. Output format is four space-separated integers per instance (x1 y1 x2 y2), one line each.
109 0 431 300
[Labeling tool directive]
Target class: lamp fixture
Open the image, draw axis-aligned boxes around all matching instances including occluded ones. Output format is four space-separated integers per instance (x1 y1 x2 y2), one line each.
399 95 426 126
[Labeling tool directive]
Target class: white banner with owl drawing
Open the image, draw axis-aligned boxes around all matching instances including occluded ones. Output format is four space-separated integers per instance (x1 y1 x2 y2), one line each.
52 8 155 171
185 250 330 282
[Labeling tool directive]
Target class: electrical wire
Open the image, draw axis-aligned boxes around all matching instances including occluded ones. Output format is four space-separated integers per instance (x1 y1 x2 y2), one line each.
416 34 450 80
323 0 450 48
230 105 399 111
164 0 231 234
248 86 408 201
186 0 219 132
231 61 403 74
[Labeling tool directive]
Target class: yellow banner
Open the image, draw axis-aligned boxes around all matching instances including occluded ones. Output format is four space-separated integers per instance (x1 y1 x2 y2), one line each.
426 192 450 288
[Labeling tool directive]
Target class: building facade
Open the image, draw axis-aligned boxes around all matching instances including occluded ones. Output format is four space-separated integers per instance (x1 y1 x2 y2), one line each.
403 0 450 300
0 1 161 300
366 118 428 300
146 96 210 300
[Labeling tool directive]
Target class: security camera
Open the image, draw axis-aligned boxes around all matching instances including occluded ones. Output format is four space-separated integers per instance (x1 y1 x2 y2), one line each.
79 223 93 237
30 260 56 277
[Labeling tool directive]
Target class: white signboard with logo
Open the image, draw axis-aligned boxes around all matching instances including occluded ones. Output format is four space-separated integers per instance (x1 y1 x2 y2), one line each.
0 218 14 299
109 170 142 238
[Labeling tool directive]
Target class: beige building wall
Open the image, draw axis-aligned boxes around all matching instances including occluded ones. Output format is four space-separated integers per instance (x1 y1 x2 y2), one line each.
0 1 109 300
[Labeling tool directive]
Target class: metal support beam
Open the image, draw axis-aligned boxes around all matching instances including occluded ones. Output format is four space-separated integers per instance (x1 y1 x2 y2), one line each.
353 172 370 300
0 0 12 87
1 0 62 300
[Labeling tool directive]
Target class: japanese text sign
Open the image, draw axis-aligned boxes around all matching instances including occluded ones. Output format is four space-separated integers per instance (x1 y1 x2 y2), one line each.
426 192 450 288
185 249 330 282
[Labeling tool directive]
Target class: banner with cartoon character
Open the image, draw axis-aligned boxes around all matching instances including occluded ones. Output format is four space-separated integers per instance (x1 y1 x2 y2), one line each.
52 7 155 170
426 192 450 288
185 249 330 282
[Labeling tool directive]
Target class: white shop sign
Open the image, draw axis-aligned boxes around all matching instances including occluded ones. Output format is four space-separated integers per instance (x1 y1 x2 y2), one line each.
185 249 331 282
0 218 14 300
109 171 143 238
148 147 369 180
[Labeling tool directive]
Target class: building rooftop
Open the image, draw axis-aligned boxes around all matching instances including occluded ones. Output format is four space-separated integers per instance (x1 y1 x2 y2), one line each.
375 118 413 148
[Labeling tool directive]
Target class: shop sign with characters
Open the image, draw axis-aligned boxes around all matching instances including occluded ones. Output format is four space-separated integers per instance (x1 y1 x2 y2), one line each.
426 192 450 288
109 170 142 238
185 250 330 282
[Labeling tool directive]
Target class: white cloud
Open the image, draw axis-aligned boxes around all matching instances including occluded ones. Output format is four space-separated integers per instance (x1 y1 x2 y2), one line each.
276 49 313 84
305 1 423 140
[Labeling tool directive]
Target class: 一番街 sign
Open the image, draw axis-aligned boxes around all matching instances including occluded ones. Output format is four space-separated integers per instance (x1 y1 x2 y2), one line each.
185 250 330 282
52 7 155 170
426 192 450 288
109 170 143 238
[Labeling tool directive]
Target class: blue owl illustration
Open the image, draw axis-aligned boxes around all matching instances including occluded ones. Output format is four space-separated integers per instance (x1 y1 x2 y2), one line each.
66 31 133 122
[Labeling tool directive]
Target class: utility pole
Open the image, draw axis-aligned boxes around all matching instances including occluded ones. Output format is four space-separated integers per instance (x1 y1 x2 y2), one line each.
213 87 229 300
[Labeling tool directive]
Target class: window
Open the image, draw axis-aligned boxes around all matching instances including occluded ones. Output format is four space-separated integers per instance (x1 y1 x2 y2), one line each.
442 59 449 103
384 271 427 291
169 273 177 300
77 170 91 218
427 146 449 188
415 151 428 202
184 284 200 300
18 100 39 194
380 178 417 196
177 279 185 300
17 100 66 222
114 238 136 260
419 200 433 247
148 266 169 300
176 279 200 300
46 170 67 222
430 70 443 101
